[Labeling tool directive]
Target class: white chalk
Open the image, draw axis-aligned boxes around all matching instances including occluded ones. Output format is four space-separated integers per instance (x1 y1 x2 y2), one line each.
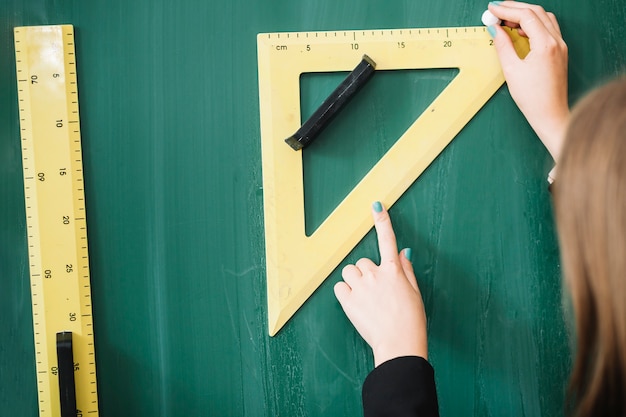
481 10 502 26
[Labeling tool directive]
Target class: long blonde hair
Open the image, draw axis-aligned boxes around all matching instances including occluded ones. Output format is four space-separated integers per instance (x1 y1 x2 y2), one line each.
554 77 626 416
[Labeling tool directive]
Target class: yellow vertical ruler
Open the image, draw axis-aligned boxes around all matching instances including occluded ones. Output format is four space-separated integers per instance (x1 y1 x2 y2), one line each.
14 25 99 417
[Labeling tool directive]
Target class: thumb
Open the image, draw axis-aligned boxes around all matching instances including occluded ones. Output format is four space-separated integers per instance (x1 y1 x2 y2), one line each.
399 248 420 293
490 25 520 74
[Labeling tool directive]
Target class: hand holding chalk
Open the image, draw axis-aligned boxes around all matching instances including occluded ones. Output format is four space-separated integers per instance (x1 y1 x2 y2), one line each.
334 202 428 367
487 1 569 162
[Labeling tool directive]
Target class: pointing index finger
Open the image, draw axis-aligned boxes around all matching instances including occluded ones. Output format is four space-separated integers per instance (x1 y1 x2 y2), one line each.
372 202 400 265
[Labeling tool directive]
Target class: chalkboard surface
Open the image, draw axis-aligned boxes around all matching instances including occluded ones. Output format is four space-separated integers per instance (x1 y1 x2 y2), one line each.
1 1 624 416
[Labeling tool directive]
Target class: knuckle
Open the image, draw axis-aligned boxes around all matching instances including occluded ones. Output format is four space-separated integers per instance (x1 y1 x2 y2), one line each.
381 258 402 272
376 214 392 228
355 258 371 270
520 9 535 21
545 37 558 49
533 5 546 14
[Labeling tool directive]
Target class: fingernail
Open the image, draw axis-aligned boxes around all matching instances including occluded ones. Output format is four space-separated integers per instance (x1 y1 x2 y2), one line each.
372 201 383 213
489 1 502 5
487 25 497 38
404 248 413 262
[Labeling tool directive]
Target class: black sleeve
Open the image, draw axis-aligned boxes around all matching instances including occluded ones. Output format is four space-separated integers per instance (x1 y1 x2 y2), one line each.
362 356 439 417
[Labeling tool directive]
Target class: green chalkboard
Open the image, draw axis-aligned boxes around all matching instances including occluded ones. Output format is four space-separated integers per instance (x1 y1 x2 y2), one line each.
1 0 624 416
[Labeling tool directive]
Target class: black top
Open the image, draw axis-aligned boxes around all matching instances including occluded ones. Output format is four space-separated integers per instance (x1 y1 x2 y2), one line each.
362 356 439 417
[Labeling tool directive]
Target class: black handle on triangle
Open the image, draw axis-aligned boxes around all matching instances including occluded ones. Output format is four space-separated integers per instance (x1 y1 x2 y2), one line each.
285 54 377 151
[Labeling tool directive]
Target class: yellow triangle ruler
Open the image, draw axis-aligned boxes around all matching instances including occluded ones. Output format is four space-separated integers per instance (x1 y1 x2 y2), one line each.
258 26 528 336
15 25 99 416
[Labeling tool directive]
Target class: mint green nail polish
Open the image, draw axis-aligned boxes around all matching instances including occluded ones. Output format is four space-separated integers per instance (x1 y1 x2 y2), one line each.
404 248 413 262
489 1 502 5
487 25 497 38
372 201 383 213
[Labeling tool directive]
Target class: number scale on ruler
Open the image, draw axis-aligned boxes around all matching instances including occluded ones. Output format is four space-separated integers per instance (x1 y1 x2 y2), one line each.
259 27 494 54
14 25 99 417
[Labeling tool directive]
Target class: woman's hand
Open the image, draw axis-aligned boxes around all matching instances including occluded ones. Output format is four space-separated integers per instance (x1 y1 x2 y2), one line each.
334 202 428 367
488 1 570 161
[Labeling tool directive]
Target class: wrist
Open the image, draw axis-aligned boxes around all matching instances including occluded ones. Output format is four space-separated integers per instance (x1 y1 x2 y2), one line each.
372 339 428 367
